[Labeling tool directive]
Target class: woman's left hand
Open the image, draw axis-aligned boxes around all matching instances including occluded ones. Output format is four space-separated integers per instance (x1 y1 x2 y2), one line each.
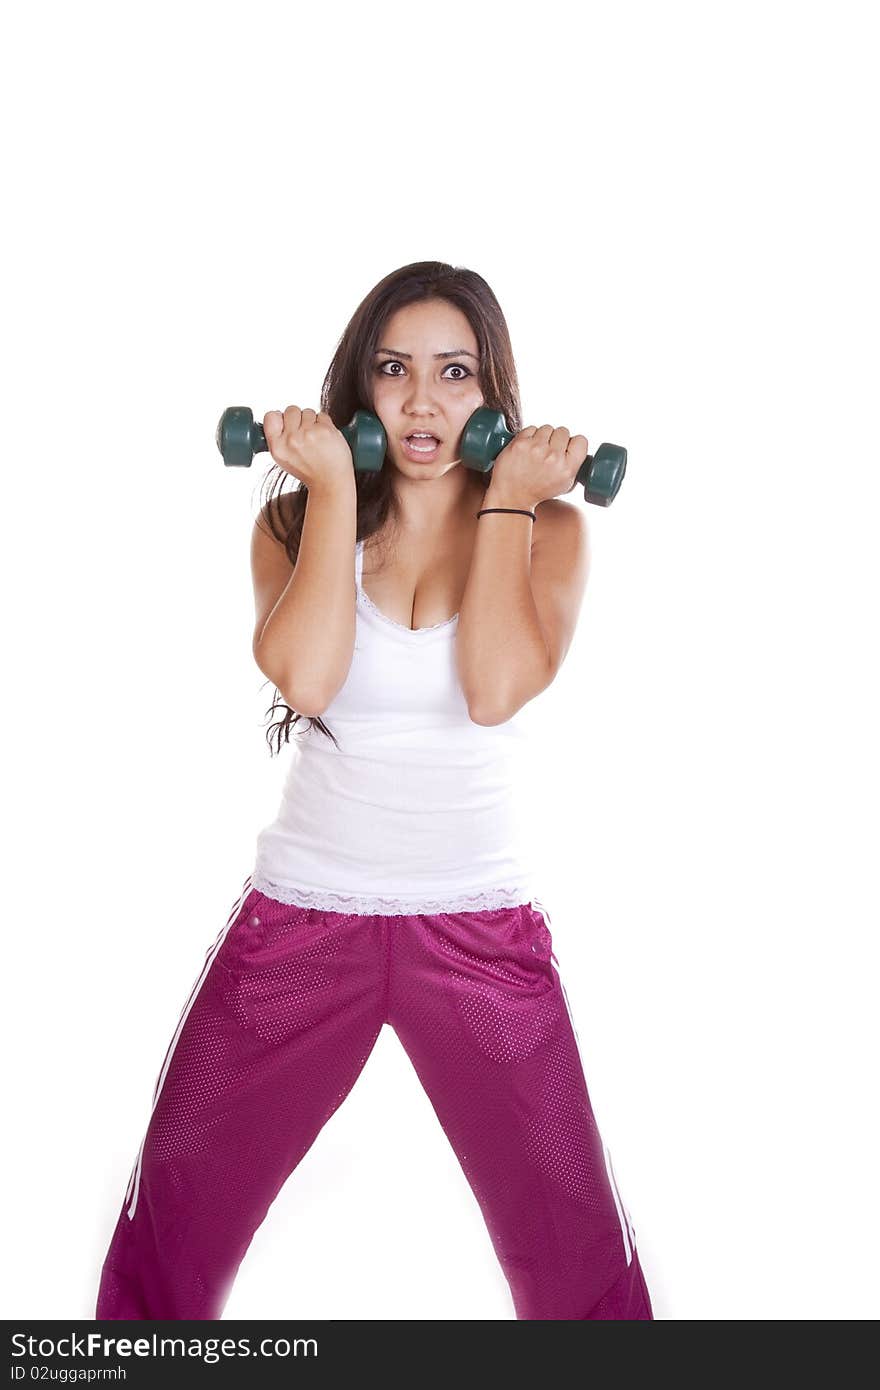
484 425 589 510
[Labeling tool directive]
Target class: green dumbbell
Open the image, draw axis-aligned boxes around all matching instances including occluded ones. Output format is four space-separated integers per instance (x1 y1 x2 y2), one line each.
216 407 387 473
460 408 626 507
217 404 626 505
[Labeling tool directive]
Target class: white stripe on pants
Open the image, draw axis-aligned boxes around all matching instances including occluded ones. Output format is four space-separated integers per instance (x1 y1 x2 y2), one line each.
532 896 636 1266
123 876 254 1220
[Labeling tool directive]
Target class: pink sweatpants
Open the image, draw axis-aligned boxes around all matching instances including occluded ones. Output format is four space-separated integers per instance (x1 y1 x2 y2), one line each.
96 876 653 1320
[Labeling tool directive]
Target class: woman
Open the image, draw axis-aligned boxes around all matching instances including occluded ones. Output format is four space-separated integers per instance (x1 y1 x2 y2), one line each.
95 261 654 1321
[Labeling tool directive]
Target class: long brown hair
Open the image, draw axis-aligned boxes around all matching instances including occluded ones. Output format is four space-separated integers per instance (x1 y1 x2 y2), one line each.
257 260 523 754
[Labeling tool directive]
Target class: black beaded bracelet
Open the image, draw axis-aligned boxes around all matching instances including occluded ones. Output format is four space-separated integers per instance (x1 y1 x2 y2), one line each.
476 507 537 522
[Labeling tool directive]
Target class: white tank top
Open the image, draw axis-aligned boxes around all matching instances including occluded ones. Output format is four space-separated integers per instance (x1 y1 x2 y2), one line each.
251 537 537 915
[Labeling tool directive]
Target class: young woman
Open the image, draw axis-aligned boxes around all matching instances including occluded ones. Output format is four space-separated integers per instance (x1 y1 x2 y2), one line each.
95 261 654 1321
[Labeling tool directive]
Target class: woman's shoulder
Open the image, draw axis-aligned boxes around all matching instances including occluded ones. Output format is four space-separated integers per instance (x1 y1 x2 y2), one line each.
531 496 587 551
259 488 300 540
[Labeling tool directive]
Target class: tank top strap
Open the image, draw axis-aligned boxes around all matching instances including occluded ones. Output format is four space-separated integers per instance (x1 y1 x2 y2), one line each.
355 538 364 584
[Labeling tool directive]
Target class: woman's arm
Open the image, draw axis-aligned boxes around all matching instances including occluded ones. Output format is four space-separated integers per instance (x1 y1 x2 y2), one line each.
252 474 357 716
456 494 590 725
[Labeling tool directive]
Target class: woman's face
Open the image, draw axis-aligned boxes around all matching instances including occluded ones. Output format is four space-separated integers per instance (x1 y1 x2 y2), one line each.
370 298 485 477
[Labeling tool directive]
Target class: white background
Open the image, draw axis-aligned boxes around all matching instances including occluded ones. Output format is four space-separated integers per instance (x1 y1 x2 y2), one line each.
2 0 877 1322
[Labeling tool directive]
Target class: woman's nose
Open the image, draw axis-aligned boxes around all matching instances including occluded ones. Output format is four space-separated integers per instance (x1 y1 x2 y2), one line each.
402 375 441 411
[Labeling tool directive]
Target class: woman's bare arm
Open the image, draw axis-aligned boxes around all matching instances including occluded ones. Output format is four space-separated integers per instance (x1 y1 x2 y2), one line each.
252 476 357 716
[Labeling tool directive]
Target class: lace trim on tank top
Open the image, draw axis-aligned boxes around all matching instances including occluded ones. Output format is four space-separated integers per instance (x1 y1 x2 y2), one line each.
250 871 533 917
356 585 459 633
355 539 458 633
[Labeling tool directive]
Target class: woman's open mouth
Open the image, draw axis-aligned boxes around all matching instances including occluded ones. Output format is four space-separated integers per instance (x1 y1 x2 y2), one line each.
401 432 442 462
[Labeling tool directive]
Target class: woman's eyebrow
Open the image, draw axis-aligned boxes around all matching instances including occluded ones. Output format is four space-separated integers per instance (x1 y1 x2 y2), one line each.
375 347 480 361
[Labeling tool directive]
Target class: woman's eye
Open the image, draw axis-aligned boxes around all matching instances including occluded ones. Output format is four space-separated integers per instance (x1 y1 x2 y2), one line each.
377 361 471 380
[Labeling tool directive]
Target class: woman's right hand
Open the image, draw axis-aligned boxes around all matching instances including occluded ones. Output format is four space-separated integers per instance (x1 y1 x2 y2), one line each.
262 407 354 491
